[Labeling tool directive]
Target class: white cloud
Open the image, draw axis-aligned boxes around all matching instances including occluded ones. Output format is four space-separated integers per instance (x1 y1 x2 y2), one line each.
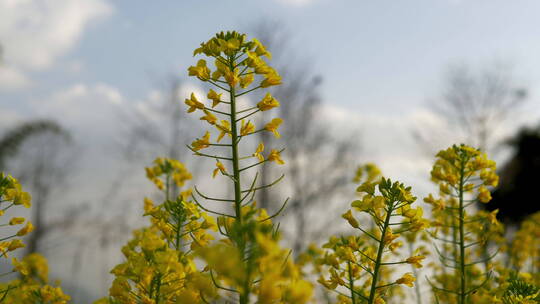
65 60 85 74
0 0 113 69
95 83 123 105
275 0 316 6
132 82 205 121
319 103 443 193
0 65 30 90
29 83 124 142
318 101 540 196
0 107 24 128
0 0 113 89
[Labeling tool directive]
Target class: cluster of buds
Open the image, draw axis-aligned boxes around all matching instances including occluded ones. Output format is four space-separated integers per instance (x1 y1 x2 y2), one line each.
316 164 428 304
145 157 192 192
0 174 33 263
508 212 540 275
102 158 219 303
0 173 71 303
425 144 501 304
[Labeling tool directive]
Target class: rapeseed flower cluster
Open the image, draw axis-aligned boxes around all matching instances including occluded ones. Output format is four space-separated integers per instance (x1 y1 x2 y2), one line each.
1 253 70 303
424 144 501 304
145 157 193 193
183 31 311 303
498 272 540 304
97 158 218 303
0 174 33 249
507 212 540 276
0 173 70 303
314 164 429 304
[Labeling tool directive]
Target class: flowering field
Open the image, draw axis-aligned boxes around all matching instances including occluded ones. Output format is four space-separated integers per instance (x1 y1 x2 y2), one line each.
1 31 539 304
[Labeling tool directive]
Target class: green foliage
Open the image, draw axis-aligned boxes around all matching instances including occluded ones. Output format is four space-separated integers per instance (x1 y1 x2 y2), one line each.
502 273 540 304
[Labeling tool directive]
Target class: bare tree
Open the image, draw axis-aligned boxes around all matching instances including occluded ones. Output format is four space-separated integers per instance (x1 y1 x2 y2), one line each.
117 76 204 194
249 21 359 253
2 120 74 254
0 120 68 170
414 61 527 155
73 76 206 295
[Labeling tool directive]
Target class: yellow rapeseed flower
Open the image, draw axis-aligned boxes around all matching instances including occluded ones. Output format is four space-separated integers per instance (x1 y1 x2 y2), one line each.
191 131 211 151
240 73 254 88
487 209 499 225
341 210 359 228
395 272 415 287
8 217 25 225
383 229 400 246
200 110 217 125
16 221 34 236
12 257 30 276
257 93 280 111
265 118 283 138
252 38 272 59
5 181 32 208
374 297 386 304
207 89 222 108
215 120 231 142
478 186 492 203
8 239 25 251
253 142 265 162
240 120 255 136
268 149 285 165
405 255 425 268
224 67 240 87
261 72 282 88
283 280 313 303
185 93 205 113
188 59 211 81
213 161 227 178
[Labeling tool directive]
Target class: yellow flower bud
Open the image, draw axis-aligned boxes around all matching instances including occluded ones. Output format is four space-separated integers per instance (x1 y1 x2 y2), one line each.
16 221 34 236
395 272 415 287
342 210 359 228
264 118 283 138
9 217 25 225
257 93 280 111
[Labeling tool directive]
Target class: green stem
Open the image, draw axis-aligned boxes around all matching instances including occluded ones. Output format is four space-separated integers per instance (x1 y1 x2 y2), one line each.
0 235 15 242
165 175 170 201
175 209 185 253
228 55 248 304
481 234 490 274
149 276 155 299
348 261 356 304
409 242 423 304
368 202 394 304
458 158 466 304
175 224 182 251
451 204 459 270
229 80 242 227
155 274 162 303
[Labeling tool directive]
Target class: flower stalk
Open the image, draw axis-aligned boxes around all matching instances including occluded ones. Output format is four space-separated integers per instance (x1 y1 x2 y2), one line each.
425 144 500 304
184 31 311 304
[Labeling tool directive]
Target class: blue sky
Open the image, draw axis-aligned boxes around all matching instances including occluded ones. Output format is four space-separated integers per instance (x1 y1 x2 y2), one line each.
2 0 540 203
4 0 540 114
2 0 540 201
